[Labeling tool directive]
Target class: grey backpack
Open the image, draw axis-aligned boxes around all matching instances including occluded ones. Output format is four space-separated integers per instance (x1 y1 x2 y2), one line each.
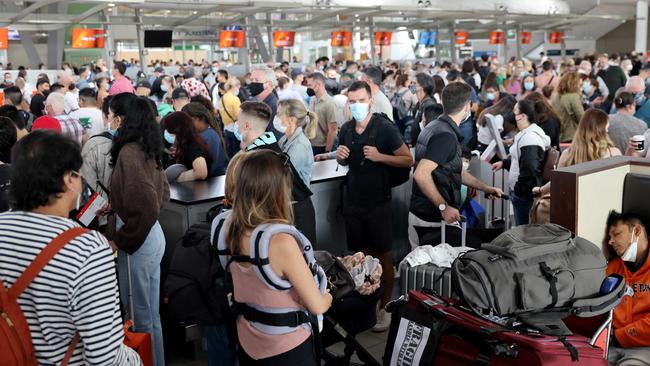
451 224 607 317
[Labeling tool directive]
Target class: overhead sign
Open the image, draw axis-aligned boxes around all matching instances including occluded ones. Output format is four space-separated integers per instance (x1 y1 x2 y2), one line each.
273 31 296 47
418 31 436 46
219 30 245 48
520 32 532 44
375 32 392 46
455 31 468 45
459 41 473 59
549 32 563 44
7 28 19 41
0 29 7 50
489 31 505 45
71 28 105 49
331 31 352 47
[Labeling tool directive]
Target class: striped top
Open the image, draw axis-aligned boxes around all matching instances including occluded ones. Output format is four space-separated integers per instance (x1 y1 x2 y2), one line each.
0 211 141 365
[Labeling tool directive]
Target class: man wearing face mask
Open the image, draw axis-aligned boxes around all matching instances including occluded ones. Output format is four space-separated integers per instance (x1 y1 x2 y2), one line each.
410 82 503 246
604 211 650 366
248 67 281 139
336 81 413 332
306 73 338 155
597 54 627 111
234 101 316 243
624 76 650 128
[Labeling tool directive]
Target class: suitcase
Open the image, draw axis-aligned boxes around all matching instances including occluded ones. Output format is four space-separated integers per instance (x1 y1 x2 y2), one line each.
384 290 608 366
399 220 466 298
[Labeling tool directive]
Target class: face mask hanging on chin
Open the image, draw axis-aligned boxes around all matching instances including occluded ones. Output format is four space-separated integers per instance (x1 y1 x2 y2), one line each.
622 232 639 262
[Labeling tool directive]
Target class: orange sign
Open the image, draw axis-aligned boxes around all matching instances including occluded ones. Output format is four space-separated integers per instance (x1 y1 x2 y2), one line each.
455 31 468 45
219 30 245 48
489 31 505 45
520 32 532 44
273 31 295 48
71 28 105 49
374 32 392 46
0 29 7 50
331 31 352 47
549 32 564 44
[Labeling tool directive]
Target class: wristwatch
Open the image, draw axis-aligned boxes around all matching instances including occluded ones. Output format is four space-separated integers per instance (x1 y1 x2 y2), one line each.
438 203 447 212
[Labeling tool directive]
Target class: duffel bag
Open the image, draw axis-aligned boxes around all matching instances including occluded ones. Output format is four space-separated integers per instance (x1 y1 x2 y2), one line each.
451 224 606 316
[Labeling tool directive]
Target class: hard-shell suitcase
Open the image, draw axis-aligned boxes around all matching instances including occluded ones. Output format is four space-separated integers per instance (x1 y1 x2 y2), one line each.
384 290 608 366
399 220 465 298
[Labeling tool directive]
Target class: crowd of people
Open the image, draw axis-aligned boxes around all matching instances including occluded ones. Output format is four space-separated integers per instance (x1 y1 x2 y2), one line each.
0 49 650 365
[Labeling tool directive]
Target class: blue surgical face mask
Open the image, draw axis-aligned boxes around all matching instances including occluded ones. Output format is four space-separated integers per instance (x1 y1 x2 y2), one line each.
409 85 417 94
486 92 496 101
646 77 650 85
106 123 117 136
161 84 168 93
635 92 646 106
582 82 592 95
164 130 176 144
349 103 370 122
523 81 534 91
233 121 243 141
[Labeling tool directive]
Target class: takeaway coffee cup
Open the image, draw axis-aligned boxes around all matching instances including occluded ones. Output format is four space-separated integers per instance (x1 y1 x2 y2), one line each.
632 135 646 151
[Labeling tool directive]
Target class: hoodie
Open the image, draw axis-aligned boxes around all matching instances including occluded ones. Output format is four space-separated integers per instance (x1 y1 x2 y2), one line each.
507 123 551 199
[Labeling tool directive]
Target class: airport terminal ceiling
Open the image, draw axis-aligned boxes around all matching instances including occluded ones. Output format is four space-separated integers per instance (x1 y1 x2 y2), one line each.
0 0 638 35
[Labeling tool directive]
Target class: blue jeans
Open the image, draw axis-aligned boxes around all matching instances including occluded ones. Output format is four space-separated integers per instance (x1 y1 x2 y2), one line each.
207 324 237 366
511 191 533 226
117 221 166 366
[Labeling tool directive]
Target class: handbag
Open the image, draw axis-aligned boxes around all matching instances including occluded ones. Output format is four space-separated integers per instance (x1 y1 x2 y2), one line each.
542 147 560 183
530 194 551 224
314 251 354 300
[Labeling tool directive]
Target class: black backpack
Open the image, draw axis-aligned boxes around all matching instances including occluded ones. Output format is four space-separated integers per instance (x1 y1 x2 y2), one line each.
164 223 232 325
390 90 410 121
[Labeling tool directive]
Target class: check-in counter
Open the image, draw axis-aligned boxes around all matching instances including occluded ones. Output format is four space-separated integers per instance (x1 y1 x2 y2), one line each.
551 156 650 247
159 158 412 257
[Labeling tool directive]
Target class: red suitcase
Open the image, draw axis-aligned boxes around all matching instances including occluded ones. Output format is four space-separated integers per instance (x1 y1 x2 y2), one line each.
384 290 608 366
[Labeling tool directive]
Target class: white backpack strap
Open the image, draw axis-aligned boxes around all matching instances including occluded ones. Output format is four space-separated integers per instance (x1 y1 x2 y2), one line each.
248 223 327 294
211 210 232 270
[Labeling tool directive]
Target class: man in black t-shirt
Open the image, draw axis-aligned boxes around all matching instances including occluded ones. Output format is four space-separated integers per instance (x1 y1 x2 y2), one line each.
336 81 413 332
410 82 503 247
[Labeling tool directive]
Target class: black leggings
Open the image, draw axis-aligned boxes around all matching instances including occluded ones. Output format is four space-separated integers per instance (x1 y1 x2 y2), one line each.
238 337 317 366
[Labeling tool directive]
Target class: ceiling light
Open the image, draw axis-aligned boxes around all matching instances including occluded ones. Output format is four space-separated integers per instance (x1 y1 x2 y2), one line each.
108 3 116 7
192 11 198 14
425 0 431 6
417 0 424 7
397 26 407 30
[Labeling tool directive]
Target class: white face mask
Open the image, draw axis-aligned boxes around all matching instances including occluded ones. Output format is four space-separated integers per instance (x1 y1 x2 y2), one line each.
622 231 639 262
273 116 287 134
462 161 470 171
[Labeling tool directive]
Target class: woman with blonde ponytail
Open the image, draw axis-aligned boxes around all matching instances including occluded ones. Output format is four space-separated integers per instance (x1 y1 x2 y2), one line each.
276 99 317 186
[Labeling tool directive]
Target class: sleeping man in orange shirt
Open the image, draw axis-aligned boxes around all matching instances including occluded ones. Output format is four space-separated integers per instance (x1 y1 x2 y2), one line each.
604 211 650 366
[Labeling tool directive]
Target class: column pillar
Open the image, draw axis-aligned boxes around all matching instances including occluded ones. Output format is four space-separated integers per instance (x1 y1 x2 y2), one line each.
516 25 522 60
434 24 440 61
369 18 376 65
134 8 146 72
636 0 648 53
182 40 187 64
449 24 456 64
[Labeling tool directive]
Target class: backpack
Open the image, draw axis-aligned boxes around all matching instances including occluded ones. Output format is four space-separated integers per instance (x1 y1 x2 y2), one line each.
163 223 231 326
0 227 88 366
344 113 411 187
451 224 606 318
390 90 410 121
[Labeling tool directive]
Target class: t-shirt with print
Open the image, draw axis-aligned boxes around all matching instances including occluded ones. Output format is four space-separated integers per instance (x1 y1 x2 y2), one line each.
70 107 104 137
309 92 338 148
339 113 404 207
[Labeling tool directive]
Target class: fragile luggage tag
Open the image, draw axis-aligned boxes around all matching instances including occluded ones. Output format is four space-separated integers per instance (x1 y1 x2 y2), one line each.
386 298 449 366
75 192 106 227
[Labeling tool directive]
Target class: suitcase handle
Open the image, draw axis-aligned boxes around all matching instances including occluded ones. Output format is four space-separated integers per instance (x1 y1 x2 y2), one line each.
441 216 467 247
485 193 510 201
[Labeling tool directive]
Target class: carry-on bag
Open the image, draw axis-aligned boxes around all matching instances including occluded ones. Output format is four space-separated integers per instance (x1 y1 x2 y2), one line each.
124 256 154 366
399 220 466 298
384 289 619 366
452 224 607 318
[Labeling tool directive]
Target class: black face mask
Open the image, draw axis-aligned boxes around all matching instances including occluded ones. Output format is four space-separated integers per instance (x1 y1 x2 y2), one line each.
249 82 265 96
306 88 316 97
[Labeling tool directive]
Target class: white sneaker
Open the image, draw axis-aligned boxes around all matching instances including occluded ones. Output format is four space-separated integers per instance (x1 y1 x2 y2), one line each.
372 308 391 332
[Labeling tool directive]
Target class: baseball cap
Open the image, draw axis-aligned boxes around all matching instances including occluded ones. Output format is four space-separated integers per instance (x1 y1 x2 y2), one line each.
171 88 189 100
136 80 151 89
154 66 165 73
290 68 304 78
32 116 61 133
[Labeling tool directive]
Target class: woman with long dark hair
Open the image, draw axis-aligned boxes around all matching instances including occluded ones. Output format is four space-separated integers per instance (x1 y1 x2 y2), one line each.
524 92 561 149
182 102 229 177
476 94 517 152
107 95 169 366
163 111 214 182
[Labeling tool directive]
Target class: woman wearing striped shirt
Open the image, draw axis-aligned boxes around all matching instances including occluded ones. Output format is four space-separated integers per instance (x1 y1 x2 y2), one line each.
0 130 141 365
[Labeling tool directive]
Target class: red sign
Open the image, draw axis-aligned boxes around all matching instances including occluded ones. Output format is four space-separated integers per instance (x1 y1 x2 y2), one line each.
489 31 505 45
0 29 7 50
331 31 352 47
374 32 392 46
455 31 468 45
520 32 532 45
549 32 564 44
71 28 105 49
273 31 295 47
219 30 245 48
